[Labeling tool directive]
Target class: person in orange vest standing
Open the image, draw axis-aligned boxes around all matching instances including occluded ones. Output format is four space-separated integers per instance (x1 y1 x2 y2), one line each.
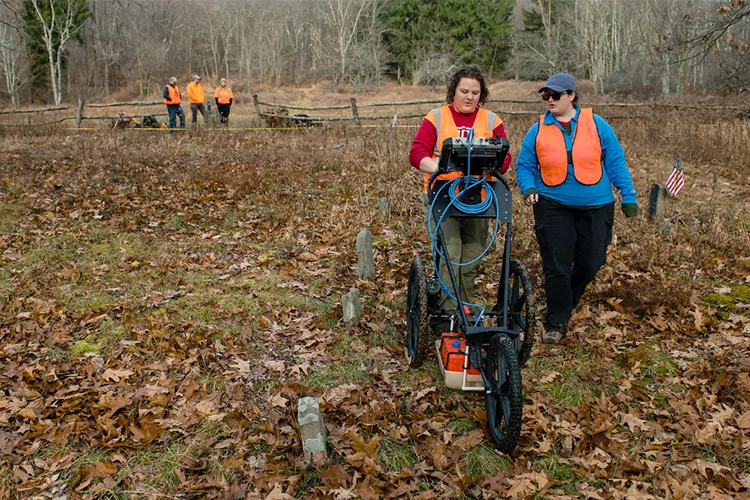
516 73 637 343
186 75 206 127
409 65 512 333
162 76 185 129
214 78 234 126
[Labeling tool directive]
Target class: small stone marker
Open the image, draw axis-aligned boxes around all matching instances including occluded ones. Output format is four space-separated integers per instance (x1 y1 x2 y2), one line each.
297 397 327 465
356 228 375 279
378 197 391 220
342 287 363 327
648 184 669 222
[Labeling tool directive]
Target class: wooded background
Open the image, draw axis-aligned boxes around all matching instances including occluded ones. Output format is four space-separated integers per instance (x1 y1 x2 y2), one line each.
0 0 748 109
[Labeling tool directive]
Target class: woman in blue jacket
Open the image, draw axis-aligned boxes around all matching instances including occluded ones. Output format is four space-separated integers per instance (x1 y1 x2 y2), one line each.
516 73 637 343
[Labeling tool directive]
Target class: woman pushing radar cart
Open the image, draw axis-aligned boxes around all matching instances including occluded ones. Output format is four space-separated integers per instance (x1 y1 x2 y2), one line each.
405 133 537 453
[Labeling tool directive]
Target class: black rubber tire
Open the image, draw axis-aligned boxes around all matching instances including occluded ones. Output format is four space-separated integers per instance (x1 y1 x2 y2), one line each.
484 334 523 454
406 257 430 368
497 259 537 367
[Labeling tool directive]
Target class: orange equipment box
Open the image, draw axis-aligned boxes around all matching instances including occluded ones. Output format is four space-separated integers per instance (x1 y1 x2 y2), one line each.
439 333 480 374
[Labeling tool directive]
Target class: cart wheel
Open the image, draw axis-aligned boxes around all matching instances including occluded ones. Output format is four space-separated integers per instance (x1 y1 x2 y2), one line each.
484 334 523 453
406 257 430 368
497 259 537 367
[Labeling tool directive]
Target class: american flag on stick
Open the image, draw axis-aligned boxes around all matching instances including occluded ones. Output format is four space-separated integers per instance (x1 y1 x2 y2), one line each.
665 155 685 196
390 111 398 128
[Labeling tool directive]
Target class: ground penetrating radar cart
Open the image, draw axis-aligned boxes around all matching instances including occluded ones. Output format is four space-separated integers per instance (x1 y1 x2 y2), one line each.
406 134 537 453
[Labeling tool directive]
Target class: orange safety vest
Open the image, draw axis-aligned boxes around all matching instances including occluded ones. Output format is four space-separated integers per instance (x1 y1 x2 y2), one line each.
186 82 205 104
535 108 602 187
423 106 499 193
215 87 233 105
164 85 181 105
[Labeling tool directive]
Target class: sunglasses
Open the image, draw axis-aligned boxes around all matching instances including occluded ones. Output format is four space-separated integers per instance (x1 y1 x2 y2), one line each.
541 91 568 101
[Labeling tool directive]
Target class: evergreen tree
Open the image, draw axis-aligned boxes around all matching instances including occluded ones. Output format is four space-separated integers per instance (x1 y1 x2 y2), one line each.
382 0 515 81
23 0 90 102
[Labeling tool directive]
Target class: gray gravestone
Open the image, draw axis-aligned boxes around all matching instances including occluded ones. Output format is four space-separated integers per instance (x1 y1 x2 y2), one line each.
648 184 669 221
342 288 363 327
356 228 375 279
297 397 327 465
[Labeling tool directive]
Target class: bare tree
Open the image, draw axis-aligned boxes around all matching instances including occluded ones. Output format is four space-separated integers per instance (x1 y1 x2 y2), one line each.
0 4 24 108
28 0 88 104
323 0 369 83
572 0 618 94
90 0 123 96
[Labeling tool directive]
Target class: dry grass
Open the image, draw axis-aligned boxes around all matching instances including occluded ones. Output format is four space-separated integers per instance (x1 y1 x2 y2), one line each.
0 86 748 498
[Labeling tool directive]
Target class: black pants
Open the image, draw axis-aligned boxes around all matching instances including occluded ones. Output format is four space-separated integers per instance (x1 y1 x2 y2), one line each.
533 197 614 328
217 103 231 124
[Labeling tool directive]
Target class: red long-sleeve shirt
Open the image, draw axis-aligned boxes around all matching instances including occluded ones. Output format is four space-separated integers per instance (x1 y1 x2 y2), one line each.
409 105 512 174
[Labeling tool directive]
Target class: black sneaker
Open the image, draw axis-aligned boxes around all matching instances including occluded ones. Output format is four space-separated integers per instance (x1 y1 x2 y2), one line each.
542 324 566 344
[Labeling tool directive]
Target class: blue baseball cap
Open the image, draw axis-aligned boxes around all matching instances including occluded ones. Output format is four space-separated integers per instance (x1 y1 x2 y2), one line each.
539 73 576 93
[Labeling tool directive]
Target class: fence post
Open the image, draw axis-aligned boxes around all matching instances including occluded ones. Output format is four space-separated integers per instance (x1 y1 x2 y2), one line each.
76 98 85 128
350 97 360 126
252 93 262 120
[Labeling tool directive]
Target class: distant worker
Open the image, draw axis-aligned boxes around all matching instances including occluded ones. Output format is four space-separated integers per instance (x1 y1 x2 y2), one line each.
214 78 234 125
163 76 185 129
186 75 206 127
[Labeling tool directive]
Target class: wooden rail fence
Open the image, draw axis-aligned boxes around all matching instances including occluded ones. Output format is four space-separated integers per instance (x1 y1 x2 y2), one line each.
0 94 746 128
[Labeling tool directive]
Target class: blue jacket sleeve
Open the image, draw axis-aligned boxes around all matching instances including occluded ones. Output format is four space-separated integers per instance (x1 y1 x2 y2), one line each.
595 115 636 204
515 123 540 197
162 86 169 100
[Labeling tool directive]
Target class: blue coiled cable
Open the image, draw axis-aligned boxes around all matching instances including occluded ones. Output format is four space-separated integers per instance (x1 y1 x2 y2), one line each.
427 129 501 327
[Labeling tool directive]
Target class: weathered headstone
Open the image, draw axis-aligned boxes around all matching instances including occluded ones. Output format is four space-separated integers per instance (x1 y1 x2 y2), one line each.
356 228 375 279
342 287 363 327
297 397 327 465
648 184 669 221
659 220 673 238
378 197 391 220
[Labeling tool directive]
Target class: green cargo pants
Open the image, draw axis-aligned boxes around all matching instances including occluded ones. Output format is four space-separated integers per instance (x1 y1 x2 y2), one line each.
423 195 488 311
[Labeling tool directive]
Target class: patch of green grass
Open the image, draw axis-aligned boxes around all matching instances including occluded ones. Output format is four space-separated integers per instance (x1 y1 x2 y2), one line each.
70 335 102 356
461 445 510 481
20 233 79 274
69 320 128 357
58 447 110 487
703 285 750 316
531 454 579 494
302 360 371 389
294 469 322 498
392 361 443 387
99 319 128 352
448 418 479 434
207 454 241 486
0 468 13 488
0 268 11 297
127 442 184 489
728 452 750 474
199 369 224 392
249 440 269 455
170 214 185 228
639 349 678 379
69 291 115 314
368 319 402 349
527 351 609 406
544 378 599 406
120 421 225 491
377 437 418 473
0 201 24 233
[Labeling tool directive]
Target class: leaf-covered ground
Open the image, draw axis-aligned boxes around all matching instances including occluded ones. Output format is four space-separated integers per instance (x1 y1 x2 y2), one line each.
0 122 748 499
